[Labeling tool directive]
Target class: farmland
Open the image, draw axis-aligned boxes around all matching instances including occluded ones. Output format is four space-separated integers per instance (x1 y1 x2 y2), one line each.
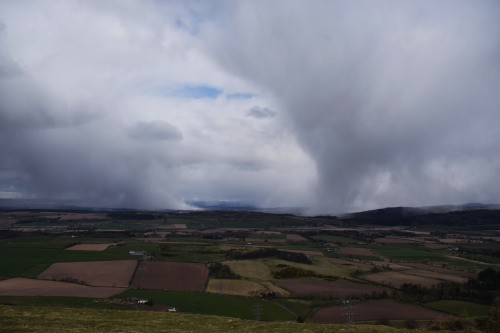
0 207 499 331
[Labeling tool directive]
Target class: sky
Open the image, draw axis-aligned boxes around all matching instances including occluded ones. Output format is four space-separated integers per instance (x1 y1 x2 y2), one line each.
0 1 499 214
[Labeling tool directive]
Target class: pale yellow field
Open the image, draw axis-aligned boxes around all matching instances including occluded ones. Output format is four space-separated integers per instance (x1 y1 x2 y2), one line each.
205 279 289 297
224 260 273 280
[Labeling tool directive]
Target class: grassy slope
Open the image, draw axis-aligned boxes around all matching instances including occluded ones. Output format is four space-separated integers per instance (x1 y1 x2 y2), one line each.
425 300 490 317
0 305 437 333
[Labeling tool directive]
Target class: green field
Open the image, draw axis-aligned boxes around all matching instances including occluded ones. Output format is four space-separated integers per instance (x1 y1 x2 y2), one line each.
425 300 490 317
115 289 295 321
372 246 446 263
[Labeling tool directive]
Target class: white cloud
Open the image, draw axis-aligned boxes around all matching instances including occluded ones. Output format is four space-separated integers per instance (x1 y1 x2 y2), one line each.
0 0 315 209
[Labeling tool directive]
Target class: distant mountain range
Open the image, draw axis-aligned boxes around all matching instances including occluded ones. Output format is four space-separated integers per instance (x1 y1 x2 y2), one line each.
0 198 499 220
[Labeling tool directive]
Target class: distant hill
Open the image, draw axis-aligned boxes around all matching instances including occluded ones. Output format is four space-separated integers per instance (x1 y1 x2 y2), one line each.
344 204 500 227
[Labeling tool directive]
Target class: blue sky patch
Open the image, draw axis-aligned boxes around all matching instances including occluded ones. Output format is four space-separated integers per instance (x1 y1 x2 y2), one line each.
157 83 223 99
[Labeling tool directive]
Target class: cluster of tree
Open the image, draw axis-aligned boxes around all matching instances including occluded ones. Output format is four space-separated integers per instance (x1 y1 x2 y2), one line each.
202 230 251 240
272 266 316 279
207 262 240 279
399 268 500 304
225 248 312 264
106 212 156 220
459 247 500 258
272 265 338 280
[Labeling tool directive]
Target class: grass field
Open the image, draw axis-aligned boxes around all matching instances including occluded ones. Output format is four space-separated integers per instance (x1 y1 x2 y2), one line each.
424 300 490 317
224 260 273 280
115 289 295 321
0 305 430 333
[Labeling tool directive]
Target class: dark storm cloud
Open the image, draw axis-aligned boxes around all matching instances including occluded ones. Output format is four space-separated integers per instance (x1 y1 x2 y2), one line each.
0 1 314 210
246 106 276 119
205 1 500 213
3 1 499 213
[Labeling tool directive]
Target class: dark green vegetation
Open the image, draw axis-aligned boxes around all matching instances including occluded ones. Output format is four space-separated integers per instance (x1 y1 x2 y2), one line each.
1 206 500 332
116 289 295 321
225 247 312 264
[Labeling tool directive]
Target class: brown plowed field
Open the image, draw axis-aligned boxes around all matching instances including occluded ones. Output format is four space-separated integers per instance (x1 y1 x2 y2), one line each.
65 243 117 251
362 271 439 288
132 262 208 291
276 278 388 298
0 278 125 298
312 300 448 323
37 260 137 287
338 247 376 256
402 263 476 278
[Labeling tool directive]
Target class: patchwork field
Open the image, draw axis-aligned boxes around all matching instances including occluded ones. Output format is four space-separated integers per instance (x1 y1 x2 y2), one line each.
37 260 137 287
277 278 389 298
0 278 125 298
362 271 439 288
1 208 499 327
132 262 208 291
312 300 448 323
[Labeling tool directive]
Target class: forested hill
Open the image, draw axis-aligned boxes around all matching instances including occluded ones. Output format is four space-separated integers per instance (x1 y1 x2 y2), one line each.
345 207 500 228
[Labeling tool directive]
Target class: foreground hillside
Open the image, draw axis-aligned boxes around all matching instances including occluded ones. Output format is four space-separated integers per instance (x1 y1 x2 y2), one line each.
0 305 449 333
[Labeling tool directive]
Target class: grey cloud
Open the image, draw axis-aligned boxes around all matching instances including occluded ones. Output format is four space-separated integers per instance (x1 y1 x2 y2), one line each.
206 1 500 213
4 1 498 213
127 120 183 141
246 105 276 119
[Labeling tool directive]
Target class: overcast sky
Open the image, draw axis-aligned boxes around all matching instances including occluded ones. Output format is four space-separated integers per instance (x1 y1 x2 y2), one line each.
1 1 499 214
